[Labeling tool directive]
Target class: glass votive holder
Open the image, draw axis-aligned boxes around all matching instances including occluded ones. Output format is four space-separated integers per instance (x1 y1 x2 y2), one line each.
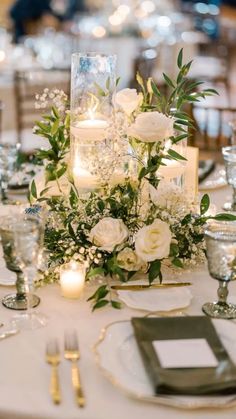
60 261 86 299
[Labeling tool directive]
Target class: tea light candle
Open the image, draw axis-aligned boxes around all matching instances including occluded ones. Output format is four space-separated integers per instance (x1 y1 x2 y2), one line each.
60 261 86 299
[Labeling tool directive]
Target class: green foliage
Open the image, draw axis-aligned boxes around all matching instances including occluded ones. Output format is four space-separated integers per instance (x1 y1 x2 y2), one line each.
87 284 121 311
200 194 210 215
34 105 70 193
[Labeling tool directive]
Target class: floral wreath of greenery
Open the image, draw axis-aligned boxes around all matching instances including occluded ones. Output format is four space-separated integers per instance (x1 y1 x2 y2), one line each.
31 50 236 311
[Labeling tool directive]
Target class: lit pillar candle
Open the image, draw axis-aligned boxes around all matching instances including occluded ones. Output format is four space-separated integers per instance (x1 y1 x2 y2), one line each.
158 159 186 179
60 261 86 299
71 119 109 142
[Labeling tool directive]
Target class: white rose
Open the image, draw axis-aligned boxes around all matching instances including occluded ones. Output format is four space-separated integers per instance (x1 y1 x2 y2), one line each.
115 88 142 115
117 247 147 272
89 217 129 252
128 111 174 143
135 219 172 262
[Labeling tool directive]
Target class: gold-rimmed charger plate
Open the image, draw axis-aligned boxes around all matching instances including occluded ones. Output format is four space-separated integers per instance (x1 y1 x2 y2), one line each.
94 319 236 410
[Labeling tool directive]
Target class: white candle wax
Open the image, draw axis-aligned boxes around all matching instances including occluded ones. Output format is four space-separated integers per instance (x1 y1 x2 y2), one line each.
71 119 109 142
73 166 98 189
60 262 85 299
158 159 186 179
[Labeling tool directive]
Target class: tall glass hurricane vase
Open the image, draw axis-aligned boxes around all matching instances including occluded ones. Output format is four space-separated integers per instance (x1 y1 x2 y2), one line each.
70 53 117 195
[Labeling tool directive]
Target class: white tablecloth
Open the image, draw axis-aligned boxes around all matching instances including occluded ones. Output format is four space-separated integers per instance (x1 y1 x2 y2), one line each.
0 185 236 419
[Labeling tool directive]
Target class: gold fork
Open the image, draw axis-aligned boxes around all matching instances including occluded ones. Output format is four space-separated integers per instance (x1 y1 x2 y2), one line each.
46 339 61 405
64 330 85 408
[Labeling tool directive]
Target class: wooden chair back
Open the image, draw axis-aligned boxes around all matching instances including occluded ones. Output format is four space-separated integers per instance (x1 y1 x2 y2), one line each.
14 68 70 145
189 102 236 151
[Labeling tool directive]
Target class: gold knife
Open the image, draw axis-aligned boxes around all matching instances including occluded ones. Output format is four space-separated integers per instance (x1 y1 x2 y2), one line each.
111 282 191 291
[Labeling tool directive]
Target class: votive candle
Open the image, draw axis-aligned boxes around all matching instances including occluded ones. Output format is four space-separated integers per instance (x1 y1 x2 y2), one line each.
60 261 86 299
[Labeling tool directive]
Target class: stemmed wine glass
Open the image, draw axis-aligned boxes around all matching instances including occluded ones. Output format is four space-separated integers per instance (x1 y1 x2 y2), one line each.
202 220 236 319
0 215 40 310
229 120 236 145
0 143 18 203
12 215 48 329
222 146 236 211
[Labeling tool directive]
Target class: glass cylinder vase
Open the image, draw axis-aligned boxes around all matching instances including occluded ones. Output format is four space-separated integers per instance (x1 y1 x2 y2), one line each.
70 53 117 196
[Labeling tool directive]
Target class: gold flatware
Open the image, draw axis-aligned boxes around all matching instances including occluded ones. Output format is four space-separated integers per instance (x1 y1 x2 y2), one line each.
111 282 192 291
46 339 61 405
64 330 85 408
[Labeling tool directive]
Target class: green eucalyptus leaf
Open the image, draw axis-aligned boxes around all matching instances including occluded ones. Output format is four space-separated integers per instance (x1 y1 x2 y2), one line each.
51 119 60 135
39 187 51 197
212 213 236 221
172 258 184 268
30 180 37 199
116 77 121 87
52 106 60 118
163 73 175 88
177 48 183 69
149 260 161 283
87 285 107 301
111 300 122 309
167 149 187 161
200 194 210 215
151 80 161 97
69 186 78 208
92 299 109 311
169 243 179 257
87 267 106 279
57 165 67 178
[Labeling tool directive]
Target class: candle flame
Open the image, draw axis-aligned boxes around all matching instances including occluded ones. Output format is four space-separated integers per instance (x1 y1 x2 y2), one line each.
87 94 100 120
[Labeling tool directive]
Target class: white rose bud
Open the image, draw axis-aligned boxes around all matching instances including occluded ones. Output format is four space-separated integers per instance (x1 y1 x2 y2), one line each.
128 111 174 143
115 88 142 116
117 247 147 272
135 219 172 262
89 217 129 252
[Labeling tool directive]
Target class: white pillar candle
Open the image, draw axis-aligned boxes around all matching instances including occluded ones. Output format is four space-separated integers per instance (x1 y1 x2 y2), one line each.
60 261 86 299
158 159 186 179
71 119 109 142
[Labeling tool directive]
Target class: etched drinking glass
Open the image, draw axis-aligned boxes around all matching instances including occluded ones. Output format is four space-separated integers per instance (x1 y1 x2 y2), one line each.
12 216 48 329
0 143 18 203
0 215 40 310
222 146 236 211
202 221 236 319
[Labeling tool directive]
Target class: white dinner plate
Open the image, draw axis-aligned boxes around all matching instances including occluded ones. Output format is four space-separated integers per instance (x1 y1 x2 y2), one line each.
94 319 236 410
117 283 192 312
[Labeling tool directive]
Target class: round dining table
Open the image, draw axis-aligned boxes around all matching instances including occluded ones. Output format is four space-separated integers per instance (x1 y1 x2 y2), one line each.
0 183 236 419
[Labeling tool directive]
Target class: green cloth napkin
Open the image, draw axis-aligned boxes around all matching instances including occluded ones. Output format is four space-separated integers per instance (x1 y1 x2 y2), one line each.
132 316 236 395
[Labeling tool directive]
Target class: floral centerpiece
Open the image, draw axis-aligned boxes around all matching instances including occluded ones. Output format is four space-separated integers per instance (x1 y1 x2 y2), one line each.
31 50 235 310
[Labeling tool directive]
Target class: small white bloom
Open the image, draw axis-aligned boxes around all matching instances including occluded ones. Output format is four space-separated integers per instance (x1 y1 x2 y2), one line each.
128 111 174 143
115 88 142 116
89 217 129 252
135 219 172 262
